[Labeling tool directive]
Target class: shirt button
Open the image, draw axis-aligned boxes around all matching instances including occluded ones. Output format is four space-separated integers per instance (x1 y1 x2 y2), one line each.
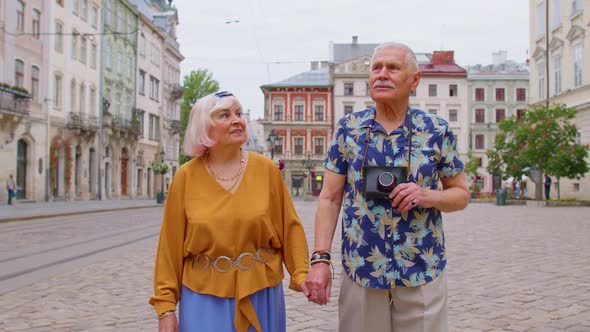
386 209 391 213
387 233 392 237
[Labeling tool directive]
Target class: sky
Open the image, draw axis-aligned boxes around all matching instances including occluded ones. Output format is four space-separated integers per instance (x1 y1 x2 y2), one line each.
174 0 530 119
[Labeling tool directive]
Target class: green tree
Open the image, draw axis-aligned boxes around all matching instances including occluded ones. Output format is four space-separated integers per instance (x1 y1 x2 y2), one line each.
179 69 220 164
487 105 589 199
464 150 480 193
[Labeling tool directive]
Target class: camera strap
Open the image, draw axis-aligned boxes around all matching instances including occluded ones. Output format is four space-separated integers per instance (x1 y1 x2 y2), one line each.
361 108 413 179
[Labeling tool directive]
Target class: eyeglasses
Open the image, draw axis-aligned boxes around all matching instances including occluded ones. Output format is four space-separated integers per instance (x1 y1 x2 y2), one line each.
215 91 233 99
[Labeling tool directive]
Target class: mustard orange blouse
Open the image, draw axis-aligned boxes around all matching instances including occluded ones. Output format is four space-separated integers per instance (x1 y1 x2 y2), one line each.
149 152 309 332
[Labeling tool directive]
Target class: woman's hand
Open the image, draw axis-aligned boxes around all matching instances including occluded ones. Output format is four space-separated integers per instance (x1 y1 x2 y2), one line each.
158 313 178 332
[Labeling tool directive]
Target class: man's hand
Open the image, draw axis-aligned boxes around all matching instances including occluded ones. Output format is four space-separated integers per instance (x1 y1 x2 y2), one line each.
158 313 178 332
304 263 332 305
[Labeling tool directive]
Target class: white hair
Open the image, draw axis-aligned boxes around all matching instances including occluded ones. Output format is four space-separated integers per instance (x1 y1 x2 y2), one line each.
371 42 418 73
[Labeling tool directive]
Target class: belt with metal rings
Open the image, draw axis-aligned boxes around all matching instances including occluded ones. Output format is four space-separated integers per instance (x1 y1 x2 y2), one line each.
193 248 275 273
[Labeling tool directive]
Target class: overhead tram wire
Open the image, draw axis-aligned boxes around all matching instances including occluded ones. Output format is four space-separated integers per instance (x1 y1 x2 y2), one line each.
1 25 137 41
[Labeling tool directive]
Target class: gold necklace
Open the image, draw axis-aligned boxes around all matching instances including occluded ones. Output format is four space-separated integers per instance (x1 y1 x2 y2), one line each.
206 149 244 182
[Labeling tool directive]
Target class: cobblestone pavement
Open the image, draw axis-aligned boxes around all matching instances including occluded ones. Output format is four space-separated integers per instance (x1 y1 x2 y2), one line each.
0 201 589 331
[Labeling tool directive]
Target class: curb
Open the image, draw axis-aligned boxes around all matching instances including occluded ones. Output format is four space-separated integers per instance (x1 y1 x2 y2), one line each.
0 204 162 223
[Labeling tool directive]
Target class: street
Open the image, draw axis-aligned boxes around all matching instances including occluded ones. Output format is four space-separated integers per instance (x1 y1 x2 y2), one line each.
0 201 589 331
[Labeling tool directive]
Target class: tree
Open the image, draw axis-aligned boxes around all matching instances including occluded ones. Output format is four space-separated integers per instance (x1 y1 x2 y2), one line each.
464 151 480 193
179 69 220 164
487 104 589 199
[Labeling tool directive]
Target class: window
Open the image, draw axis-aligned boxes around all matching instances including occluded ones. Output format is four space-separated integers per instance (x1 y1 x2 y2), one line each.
428 84 437 97
475 88 485 101
365 82 370 96
270 137 281 155
410 89 416 97
537 61 545 99
89 88 96 115
149 76 160 101
475 108 485 123
138 70 145 95
106 42 112 70
516 109 525 121
57 0 64 6
552 0 561 27
314 105 324 121
477 158 483 167
31 66 39 100
294 137 304 155
117 50 122 73
90 43 97 69
516 88 526 102
139 33 146 57
16 1 25 31
344 83 354 96
70 80 78 112
495 109 505 123
127 15 133 40
572 0 582 15
127 56 132 79
573 183 580 192
553 55 561 94
428 109 437 115
72 30 78 60
73 0 80 15
117 6 124 32
115 93 121 115
149 114 160 140
91 6 98 28
573 44 583 87
448 109 458 122
138 112 144 136
106 0 113 26
54 74 62 109
475 134 485 150
344 105 354 115
449 84 458 97
79 84 85 113
15 60 24 88
80 37 87 64
314 137 324 155
536 2 545 38
55 22 63 52
294 105 304 121
273 104 284 121
495 88 505 101
32 9 41 38
81 0 88 20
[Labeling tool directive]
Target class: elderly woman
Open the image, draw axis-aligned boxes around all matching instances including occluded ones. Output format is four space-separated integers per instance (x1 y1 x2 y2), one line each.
149 91 310 332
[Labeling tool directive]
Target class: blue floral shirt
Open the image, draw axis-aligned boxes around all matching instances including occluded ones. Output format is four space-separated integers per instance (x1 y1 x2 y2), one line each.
324 107 464 288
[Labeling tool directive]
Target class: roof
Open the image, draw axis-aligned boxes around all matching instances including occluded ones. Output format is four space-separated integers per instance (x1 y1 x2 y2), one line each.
332 43 379 64
261 68 330 88
129 0 153 20
419 63 467 77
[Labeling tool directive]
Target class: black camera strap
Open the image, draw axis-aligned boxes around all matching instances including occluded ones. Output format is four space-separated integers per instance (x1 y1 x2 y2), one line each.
360 108 413 179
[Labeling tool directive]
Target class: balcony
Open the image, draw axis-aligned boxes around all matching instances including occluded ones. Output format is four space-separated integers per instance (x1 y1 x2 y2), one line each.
0 85 30 118
168 119 181 133
169 84 183 100
111 114 140 137
66 112 99 134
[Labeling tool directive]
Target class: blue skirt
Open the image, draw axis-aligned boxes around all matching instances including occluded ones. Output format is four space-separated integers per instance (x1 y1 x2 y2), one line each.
179 283 286 332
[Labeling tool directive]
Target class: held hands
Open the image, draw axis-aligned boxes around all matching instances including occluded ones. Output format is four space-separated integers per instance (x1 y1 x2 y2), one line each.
389 182 438 213
303 262 332 305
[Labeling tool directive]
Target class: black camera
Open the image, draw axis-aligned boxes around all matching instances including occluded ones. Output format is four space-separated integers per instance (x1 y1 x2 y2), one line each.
362 166 408 200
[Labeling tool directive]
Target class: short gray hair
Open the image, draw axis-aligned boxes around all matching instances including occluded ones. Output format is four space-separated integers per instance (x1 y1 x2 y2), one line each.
371 42 418 73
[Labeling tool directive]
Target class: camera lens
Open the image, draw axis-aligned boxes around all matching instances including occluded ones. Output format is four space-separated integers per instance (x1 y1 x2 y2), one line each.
377 172 397 193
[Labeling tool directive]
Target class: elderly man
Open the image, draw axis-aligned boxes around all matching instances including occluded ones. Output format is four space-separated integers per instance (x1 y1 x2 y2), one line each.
305 42 469 331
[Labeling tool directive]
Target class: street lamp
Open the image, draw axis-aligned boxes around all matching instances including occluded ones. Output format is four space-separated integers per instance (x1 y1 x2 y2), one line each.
305 153 313 195
160 149 165 194
266 130 278 160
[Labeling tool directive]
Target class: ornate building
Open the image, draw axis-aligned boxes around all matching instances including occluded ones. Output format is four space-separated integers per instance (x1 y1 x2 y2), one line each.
260 65 333 196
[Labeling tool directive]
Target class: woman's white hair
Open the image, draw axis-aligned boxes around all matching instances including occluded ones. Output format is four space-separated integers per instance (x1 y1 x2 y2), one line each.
182 92 243 157
371 42 418 73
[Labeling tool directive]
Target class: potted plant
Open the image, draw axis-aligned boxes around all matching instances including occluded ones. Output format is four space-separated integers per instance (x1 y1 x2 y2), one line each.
153 162 170 204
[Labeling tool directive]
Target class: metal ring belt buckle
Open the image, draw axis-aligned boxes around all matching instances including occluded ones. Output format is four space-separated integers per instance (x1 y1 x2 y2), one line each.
256 248 274 263
236 252 256 270
194 254 211 270
212 256 234 273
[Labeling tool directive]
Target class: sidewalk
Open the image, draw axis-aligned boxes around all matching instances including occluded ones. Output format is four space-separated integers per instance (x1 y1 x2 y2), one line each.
0 199 162 222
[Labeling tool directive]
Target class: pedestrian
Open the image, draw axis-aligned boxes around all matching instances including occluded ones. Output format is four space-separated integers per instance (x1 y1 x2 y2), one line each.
150 91 310 332
544 173 552 200
304 42 470 332
6 174 16 205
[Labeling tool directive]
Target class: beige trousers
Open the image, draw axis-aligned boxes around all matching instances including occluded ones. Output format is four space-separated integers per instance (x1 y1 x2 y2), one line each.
338 271 448 332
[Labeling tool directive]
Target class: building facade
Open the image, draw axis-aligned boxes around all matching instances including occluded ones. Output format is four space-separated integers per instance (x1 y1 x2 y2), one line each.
260 65 333 197
529 0 590 199
467 64 529 194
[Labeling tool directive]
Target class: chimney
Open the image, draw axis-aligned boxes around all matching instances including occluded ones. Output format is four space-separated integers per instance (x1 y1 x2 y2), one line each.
310 61 318 70
432 51 454 65
320 61 329 69
352 36 358 45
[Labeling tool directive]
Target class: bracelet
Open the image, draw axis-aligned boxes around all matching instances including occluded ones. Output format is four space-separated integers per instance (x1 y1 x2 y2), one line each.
310 252 331 262
310 258 335 279
313 250 331 256
158 310 175 320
